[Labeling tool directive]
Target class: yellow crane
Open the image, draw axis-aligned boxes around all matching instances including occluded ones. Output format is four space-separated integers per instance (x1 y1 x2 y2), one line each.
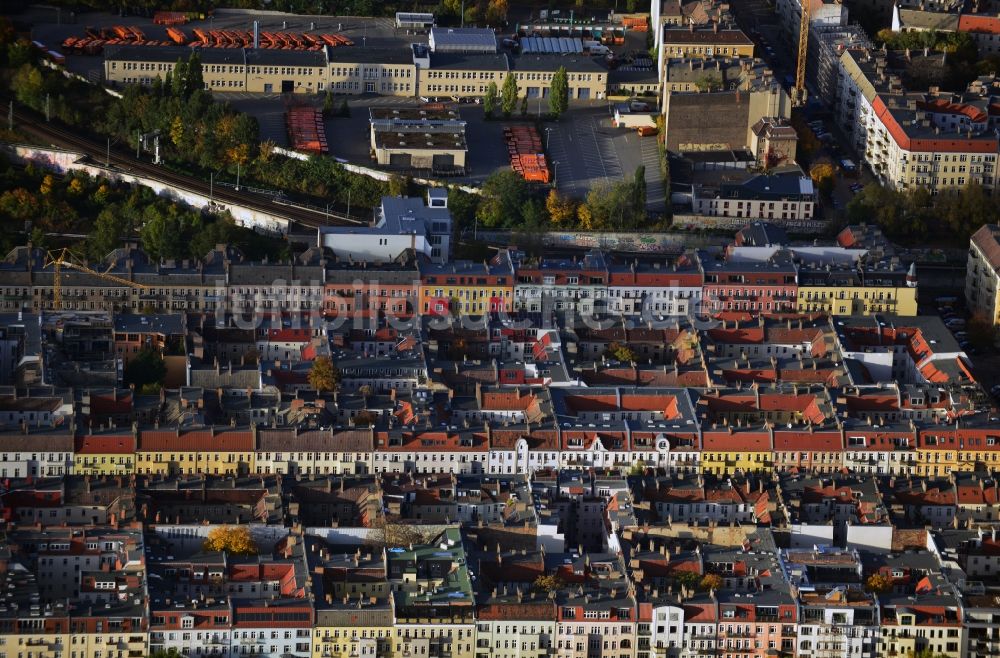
794 0 811 106
44 248 152 310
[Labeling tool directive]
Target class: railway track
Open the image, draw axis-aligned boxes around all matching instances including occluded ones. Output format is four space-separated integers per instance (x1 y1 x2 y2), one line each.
10 108 362 231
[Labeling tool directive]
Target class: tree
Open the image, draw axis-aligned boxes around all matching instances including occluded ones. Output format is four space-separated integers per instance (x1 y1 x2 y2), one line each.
483 81 499 118
308 356 341 392
549 67 569 118
186 52 204 96
673 571 701 589
579 180 645 230
632 165 646 215
809 162 836 198
203 525 258 555
322 90 335 115
500 73 519 117
606 342 636 362
367 517 435 547
352 410 379 427
388 174 411 197
476 170 529 228
699 574 723 591
865 573 894 594
140 205 187 260
87 207 130 260
520 93 528 117
532 574 564 592
339 98 350 117
123 347 166 389
545 189 577 226
169 115 186 148
485 0 509 26
12 64 44 108
694 73 723 92
171 57 188 97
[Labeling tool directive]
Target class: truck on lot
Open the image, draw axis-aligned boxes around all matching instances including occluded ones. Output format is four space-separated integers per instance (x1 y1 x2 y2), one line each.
613 102 657 131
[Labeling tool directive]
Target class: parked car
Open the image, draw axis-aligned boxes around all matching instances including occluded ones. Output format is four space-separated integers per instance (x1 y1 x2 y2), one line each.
953 331 969 340
990 383 1000 397
946 320 967 330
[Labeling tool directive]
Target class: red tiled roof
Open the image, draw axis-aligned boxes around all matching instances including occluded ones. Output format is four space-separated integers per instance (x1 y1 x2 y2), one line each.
959 14 1000 34
75 433 136 454
701 429 771 451
874 96 999 153
773 429 843 451
138 429 254 451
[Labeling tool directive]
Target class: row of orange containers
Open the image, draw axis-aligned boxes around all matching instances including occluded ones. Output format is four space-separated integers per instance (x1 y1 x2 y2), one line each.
63 26 354 55
621 16 649 30
186 29 353 50
63 36 171 53
153 12 189 26
287 107 328 154
504 126 550 184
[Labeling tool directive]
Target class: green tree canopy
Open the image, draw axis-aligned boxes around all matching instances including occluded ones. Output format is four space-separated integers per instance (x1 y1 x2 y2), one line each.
549 67 569 118
124 347 166 390
483 81 499 118
475 170 530 228
500 73 519 117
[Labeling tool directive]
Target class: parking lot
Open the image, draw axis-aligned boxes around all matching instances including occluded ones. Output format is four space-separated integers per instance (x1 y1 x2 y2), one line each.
546 107 666 212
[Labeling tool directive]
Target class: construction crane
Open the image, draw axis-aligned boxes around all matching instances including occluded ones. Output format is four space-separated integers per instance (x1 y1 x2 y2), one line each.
44 248 152 310
793 0 811 106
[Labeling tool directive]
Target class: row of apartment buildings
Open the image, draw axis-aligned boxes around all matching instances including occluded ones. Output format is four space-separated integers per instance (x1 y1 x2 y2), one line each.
2 518 997 658
0 215 919 318
3 377 996 481
768 0 1000 194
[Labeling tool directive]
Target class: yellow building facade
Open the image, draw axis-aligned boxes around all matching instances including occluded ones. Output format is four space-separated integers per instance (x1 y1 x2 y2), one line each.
797 283 918 316
73 434 136 475
419 256 515 316
135 429 254 476
312 608 393 658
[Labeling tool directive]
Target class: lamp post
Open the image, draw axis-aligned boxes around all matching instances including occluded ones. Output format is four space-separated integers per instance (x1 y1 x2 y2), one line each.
545 127 552 150
235 161 241 191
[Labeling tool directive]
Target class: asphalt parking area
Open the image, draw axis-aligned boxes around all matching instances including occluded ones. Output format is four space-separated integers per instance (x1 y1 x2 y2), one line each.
547 111 624 199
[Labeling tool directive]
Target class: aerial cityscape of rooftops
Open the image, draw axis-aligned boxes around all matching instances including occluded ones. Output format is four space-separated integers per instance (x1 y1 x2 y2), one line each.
6 0 1000 656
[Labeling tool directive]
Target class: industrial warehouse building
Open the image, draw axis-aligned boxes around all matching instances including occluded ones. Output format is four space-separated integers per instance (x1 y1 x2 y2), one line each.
104 39 609 100
369 107 467 172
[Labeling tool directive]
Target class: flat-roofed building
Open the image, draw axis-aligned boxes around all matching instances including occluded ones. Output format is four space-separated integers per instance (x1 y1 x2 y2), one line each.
662 57 791 152
510 53 609 100
104 45 418 96
837 51 1000 193
429 27 498 53
660 25 755 60
369 107 467 172
319 190 452 264
692 171 816 220
327 46 417 96
418 51 509 98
